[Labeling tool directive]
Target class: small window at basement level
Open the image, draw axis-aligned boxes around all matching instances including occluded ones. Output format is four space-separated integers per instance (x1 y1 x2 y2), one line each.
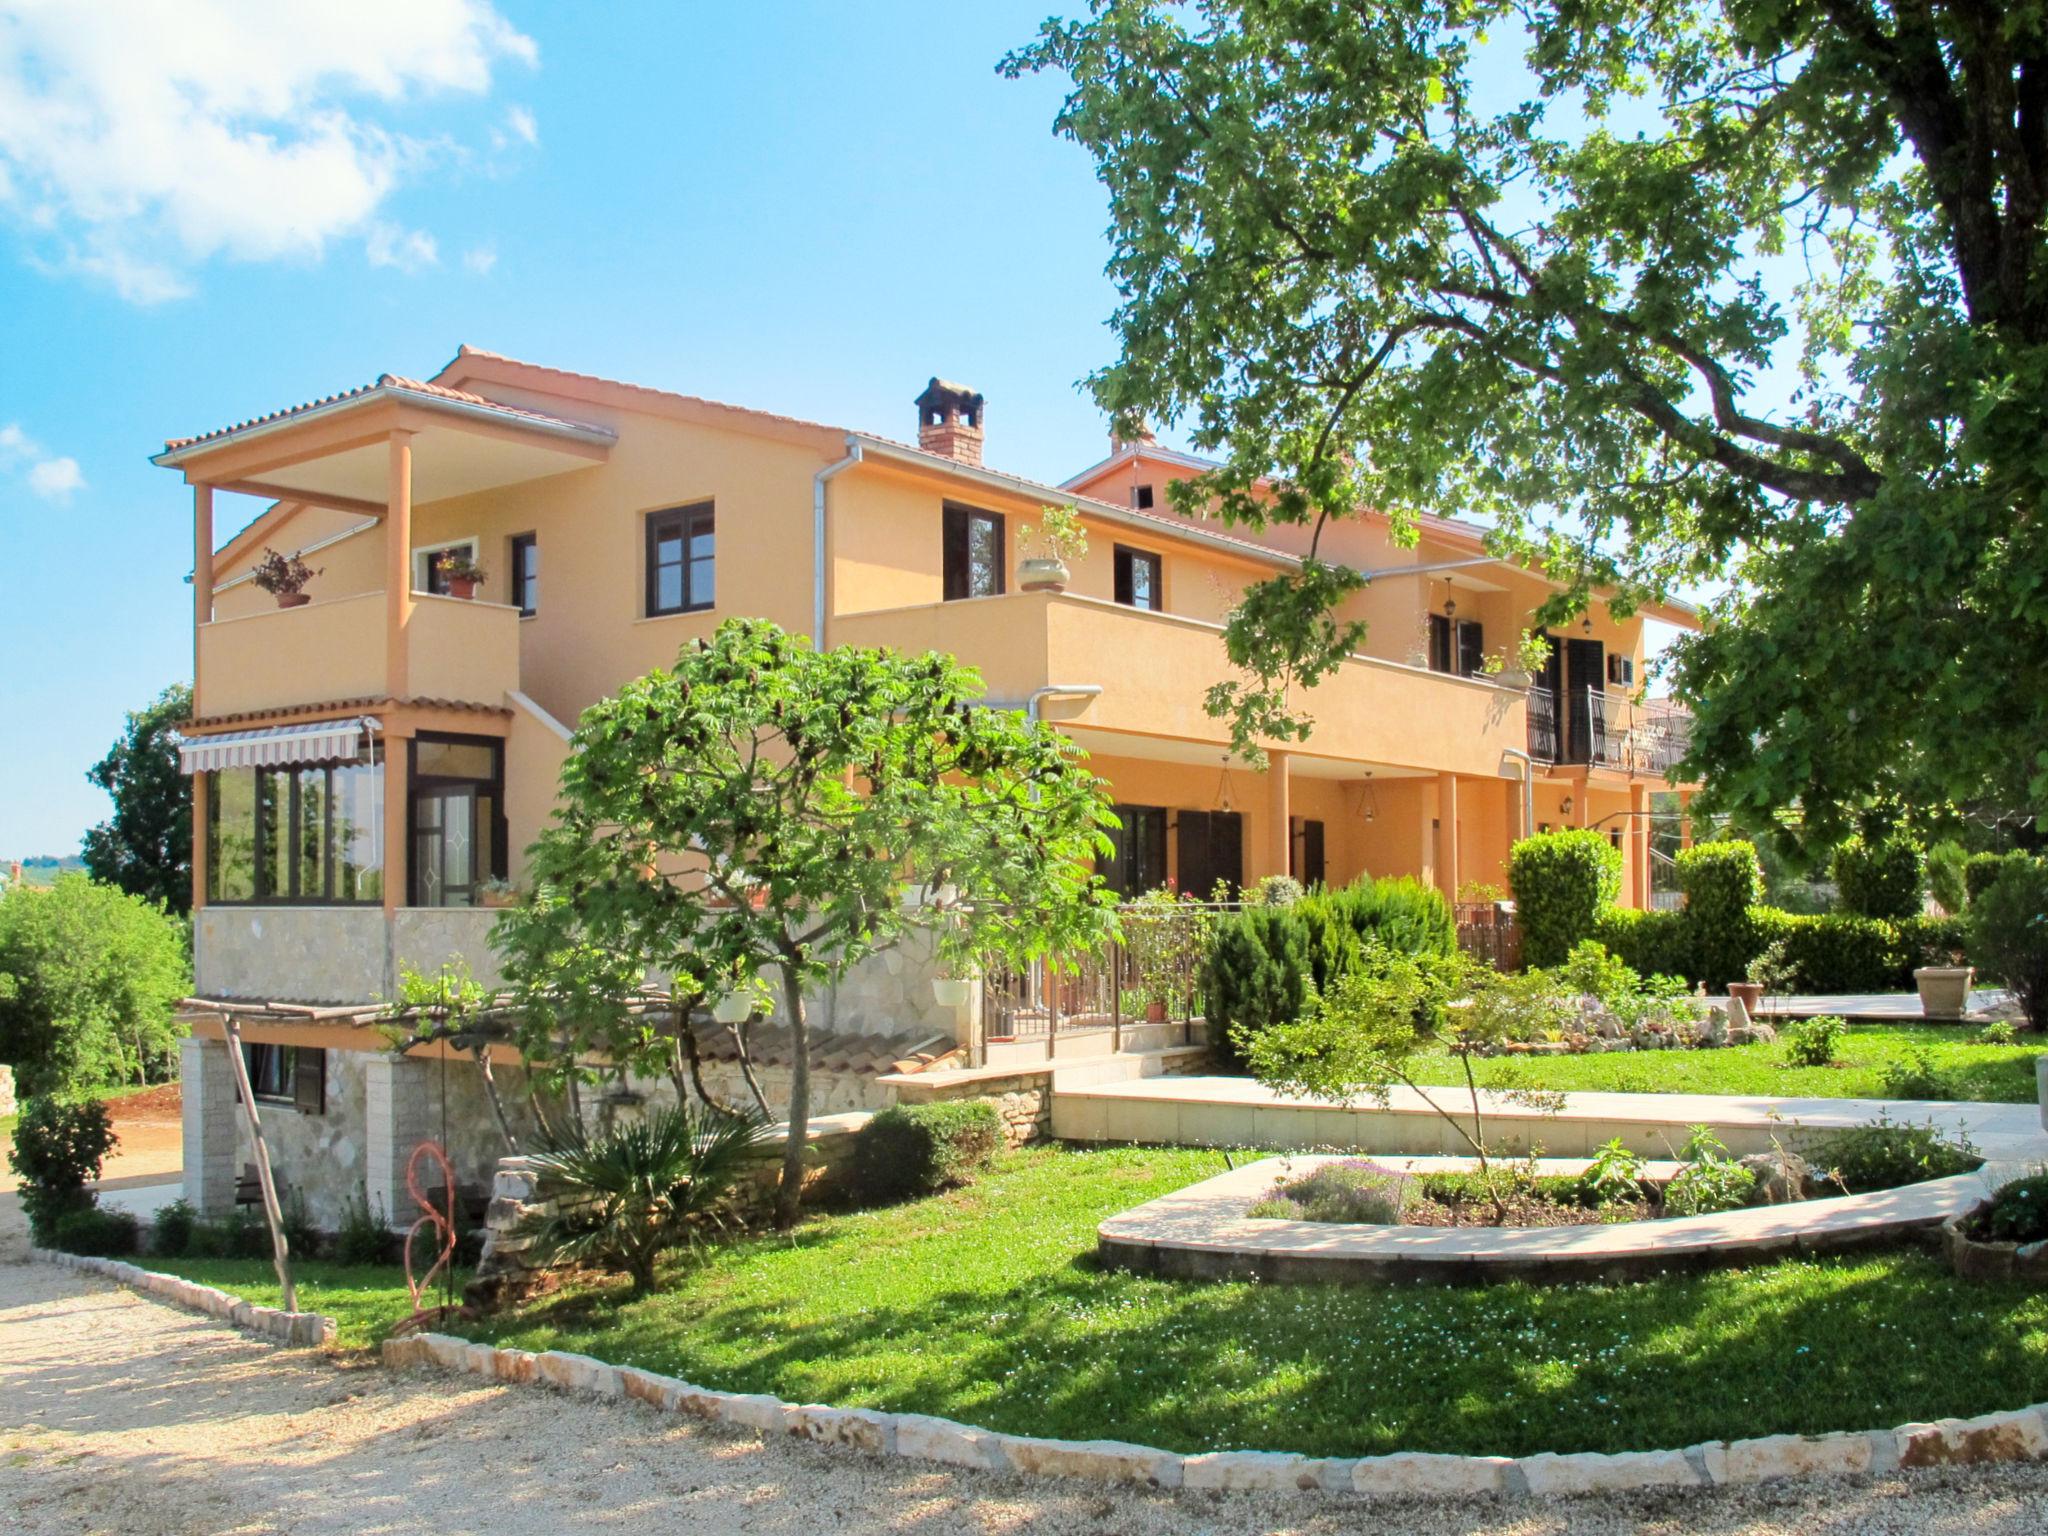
942 504 1005 600
1133 484 1155 510
509 533 538 616
1114 546 1163 611
241 1043 325 1114
646 504 715 616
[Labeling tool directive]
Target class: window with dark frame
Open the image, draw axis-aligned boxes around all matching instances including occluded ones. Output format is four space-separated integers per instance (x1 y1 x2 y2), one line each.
1174 810 1243 898
1133 484 1155 510
241 1043 325 1114
645 503 715 616
942 504 1005 600
1457 619 1485 677
1427 612 1454 673
1113 546 1163 611
1291 817 1327 887
1103 803 1168 895
509 533 538 616
409 734 506 908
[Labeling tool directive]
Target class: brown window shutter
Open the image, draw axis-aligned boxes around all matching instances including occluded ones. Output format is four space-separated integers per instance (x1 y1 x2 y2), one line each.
293 1048 326 1116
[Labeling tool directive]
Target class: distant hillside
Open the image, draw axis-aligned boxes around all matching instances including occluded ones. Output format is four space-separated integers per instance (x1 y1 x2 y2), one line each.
5 855 86 886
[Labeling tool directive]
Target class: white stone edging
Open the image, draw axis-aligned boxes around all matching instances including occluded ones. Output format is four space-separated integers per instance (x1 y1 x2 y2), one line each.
33 1247 338 1348
381 1329 2048 1497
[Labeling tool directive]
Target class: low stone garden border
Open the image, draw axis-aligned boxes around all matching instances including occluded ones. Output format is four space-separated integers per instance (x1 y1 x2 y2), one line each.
381 1328 2048 1496
33 1247 337 1347
1097 1155 1995 1285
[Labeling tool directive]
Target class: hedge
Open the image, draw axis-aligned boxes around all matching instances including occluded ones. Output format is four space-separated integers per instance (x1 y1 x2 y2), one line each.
1965 850 2040 905
1575 903 1973 996
849 1099 1002 1205
1591 907 1692 980
1509 831 1623 968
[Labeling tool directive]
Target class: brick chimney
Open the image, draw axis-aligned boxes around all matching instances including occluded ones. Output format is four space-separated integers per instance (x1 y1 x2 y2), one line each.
1110 420 1157 455
915 378 985 466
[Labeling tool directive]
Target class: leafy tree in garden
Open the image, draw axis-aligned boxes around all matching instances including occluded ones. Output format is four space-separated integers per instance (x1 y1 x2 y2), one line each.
1008 3 2048 849
83 684 192 914
505 619 1118 1228
0 875 190 1095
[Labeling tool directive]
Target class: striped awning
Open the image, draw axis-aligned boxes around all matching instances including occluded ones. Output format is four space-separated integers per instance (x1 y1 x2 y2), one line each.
177 717 378 775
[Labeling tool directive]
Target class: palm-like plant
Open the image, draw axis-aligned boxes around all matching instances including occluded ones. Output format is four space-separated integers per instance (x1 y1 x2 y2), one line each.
518 1101 776 1294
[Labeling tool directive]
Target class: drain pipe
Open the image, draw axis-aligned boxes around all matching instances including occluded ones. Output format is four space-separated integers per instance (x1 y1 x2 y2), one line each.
812 436 864 648
1501 747 1536 840
1025 684 1104 723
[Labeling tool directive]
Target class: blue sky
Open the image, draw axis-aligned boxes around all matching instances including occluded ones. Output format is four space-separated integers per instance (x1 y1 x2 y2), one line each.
0 2 1137 857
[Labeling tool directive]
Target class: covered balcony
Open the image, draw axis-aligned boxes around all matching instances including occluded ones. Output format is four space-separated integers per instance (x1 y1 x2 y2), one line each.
1527 686 1694 779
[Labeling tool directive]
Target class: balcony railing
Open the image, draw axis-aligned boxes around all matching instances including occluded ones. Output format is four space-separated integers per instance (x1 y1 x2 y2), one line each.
1527 687 1692 778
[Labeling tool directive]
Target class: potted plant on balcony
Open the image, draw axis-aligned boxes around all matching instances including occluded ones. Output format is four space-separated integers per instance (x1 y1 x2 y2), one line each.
1018 503 1087 593
434 549 488 600
250 547 321 609
477 877 521 910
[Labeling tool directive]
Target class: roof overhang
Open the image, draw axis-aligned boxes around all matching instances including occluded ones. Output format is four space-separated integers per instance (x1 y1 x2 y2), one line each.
153 378 616 509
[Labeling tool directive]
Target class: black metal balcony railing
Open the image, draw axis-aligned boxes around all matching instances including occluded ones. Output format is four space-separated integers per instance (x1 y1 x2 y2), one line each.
1527 687 1691 778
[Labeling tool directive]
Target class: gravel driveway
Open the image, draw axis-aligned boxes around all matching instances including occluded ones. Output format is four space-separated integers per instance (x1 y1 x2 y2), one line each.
6 1224 2048 1533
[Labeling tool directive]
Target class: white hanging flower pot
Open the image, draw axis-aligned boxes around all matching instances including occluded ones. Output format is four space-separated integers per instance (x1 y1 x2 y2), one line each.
932 976 973 1008
710 992 752 1025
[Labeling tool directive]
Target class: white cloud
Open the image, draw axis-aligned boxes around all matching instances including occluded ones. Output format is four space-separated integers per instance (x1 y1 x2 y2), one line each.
462 243 497 276
366 221 439 272
27 455 83 499
505 105 538 145
0 423 86 501
0 1 537 302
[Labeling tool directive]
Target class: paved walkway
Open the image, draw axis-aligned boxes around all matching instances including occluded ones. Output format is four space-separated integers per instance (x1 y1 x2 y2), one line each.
1759 990 2011 1021
1055 1075 2047 1163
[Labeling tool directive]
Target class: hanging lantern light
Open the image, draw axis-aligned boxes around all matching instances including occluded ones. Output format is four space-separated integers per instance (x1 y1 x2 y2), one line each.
1214 754 1237 813
1357 771 1379 823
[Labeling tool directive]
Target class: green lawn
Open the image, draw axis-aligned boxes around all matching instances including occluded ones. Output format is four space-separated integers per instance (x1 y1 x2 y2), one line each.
142 1259 471 1351
1406 1023 2047 1102
141 1145 2048 1457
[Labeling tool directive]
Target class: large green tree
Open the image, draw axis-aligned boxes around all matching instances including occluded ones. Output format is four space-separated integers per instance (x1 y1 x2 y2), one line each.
1009 1 2048 854
501 619 1117 1227
83 684 193 913
0 874 190 1095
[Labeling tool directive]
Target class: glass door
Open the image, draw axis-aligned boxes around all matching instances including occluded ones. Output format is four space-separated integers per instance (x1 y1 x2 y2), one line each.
412 786 477 907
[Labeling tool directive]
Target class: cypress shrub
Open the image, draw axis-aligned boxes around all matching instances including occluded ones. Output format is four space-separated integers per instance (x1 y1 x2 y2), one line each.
1294 876 1456 990
1509 831 1622 967
850 1099 1002 1205
1969 858 2048 1026
1203 904 1311 1066
1965 850 2038 906
1832 833 1926 920
1925 841 1969 915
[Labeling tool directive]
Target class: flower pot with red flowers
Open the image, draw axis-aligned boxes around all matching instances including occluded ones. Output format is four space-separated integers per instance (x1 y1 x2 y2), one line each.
434 549 488 600
250 546 321 609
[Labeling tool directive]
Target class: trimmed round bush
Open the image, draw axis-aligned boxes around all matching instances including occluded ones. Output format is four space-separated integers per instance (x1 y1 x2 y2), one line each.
1833 833 1926 920
1510 830 1622 968
1203 903 1311 1067
850 1099 1001 1205
151 1197 198 1258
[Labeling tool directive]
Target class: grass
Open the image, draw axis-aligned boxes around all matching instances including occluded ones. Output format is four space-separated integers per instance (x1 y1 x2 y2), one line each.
135 1144 2048 1457
141 1258 471 1351
1405 1022 2047 1102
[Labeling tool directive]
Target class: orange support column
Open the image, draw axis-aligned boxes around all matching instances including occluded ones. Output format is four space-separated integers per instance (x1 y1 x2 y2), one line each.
192 483 213 709
1678 788 1695 850
1266 749 1291 882
382 726 409 918
1436 772 1460 901
385 431 415 699
1630 781 1651 909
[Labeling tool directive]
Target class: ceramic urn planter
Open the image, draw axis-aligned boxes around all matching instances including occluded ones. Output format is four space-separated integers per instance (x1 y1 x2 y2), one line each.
1914 965 1975 1021
1018 557 1070 593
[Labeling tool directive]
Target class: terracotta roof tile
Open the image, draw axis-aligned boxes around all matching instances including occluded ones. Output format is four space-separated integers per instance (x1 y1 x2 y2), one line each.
163 373 609 453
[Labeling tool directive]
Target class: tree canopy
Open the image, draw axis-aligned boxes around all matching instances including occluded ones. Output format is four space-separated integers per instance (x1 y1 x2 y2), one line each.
0 874 190 1096
1008 0 2048 854
83 683 192 913
496 618 1118 1225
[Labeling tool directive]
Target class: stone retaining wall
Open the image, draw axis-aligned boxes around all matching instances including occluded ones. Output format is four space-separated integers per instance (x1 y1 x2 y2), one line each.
34 1247 337 1346
382 1328 2048 1496
890 1069 1052 1147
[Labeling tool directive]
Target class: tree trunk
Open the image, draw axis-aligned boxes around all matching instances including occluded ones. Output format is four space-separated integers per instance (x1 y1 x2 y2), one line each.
472 1047 521 1155
774 959 811 1230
